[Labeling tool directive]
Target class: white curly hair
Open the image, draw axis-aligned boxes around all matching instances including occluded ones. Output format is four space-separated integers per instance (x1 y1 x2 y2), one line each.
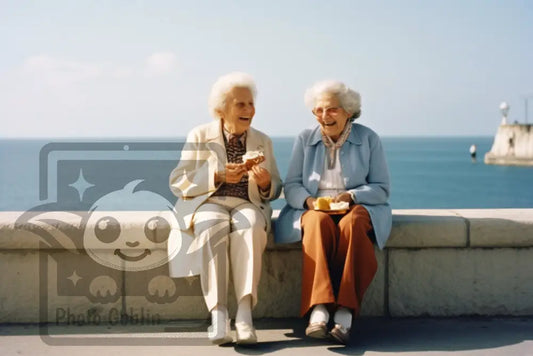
304 80 361 120
208 72 257 119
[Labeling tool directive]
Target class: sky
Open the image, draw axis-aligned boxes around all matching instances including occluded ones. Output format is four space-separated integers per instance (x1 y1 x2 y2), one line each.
1 0 532 138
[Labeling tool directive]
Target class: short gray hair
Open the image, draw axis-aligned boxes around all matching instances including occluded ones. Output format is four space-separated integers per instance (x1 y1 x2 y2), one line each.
208 72 257 119
304 80 361 120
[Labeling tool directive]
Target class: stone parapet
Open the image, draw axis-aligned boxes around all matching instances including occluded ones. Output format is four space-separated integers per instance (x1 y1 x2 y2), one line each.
0 209 532 323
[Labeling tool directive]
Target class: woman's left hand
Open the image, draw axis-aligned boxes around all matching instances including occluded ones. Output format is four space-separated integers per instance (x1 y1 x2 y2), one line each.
250 165 271 190
334 191 354 204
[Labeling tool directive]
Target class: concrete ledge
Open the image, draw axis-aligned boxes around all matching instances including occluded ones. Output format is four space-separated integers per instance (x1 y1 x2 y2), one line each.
0 211 178 250
1 209 532 323
389 248 533 316
387 210 467 248
456 209 533 247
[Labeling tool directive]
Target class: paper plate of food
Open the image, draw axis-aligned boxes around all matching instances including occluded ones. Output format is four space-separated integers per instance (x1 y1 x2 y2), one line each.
313 197 350 215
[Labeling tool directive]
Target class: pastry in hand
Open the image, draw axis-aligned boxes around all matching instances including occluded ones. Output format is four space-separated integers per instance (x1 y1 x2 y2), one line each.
242 151 265 170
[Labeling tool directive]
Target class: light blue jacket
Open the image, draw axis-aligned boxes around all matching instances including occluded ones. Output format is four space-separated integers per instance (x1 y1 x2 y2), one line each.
275 123 392 249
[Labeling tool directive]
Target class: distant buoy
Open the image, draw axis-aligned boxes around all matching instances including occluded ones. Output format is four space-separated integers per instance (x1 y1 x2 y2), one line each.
470 144 477 162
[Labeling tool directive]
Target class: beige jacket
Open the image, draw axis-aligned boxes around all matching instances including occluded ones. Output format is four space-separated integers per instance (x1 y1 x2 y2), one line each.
167 120 281 277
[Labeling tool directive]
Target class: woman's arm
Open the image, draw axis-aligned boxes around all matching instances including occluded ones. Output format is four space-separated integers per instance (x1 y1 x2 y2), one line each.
284 134 313 209
264 136 282 201
169 130 218 200
348 135 390 205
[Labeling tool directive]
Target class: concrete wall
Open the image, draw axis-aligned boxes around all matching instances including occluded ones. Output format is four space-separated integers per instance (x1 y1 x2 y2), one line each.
1 209 532 323
485 124 533 165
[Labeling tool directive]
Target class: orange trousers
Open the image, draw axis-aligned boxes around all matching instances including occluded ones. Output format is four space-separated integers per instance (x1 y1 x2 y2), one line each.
300 205 377 317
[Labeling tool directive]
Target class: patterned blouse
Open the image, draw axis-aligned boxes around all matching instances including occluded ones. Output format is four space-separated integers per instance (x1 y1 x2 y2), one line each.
212 131 249 200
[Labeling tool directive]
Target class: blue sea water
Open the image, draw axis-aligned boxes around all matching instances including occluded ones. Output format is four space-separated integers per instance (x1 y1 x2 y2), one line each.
1 137 532 211
382 137 533 209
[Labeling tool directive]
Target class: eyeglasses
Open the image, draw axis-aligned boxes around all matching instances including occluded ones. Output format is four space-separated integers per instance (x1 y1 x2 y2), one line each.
312 106 342 117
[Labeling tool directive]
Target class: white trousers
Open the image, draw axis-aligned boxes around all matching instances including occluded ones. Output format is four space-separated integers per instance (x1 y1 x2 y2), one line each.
192 196 267 311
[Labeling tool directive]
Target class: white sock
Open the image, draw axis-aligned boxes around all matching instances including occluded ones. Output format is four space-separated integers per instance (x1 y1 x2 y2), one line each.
333 307 352 329
210 304 228 339
236 295 253 326
309 304 329 324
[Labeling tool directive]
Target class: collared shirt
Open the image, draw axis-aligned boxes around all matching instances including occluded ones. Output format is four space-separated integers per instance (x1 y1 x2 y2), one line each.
222 126 247 146
213 127 249 200
214 125 270 200
223 125 270 198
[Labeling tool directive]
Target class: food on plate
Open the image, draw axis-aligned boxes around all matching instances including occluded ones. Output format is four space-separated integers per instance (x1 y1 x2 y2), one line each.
329 201 350 210
315 197 332 210
314 198 350 211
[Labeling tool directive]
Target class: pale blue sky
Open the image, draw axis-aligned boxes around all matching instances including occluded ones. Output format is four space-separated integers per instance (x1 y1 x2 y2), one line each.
1 0 532 137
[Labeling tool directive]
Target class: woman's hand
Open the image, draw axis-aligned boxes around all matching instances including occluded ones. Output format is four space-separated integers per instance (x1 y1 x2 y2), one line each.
221 163 247 184
334 191 354 204
250 165 271 190
305 196 317 210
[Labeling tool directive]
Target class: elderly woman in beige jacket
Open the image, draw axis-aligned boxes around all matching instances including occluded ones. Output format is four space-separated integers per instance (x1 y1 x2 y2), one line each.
168 72 281 345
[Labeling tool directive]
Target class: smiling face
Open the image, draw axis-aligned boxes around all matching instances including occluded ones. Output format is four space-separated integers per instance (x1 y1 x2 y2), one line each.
218 87 255 135
82 180 177 272
313 94 351 141
84 210 173 271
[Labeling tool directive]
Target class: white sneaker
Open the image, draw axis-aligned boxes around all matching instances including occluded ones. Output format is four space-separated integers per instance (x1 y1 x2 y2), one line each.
207 318 232 345
235 321 257 345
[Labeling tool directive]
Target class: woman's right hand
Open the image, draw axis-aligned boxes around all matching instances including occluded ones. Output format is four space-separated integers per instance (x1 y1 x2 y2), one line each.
305 196 317 210
223 163 247 184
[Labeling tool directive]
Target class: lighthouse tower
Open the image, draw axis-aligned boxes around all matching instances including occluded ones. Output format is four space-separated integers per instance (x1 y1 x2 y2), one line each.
499 102 509 125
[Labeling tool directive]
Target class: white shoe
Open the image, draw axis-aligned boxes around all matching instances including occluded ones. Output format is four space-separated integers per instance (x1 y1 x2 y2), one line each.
235 321 257 345
207 318 232 345
329 323 350 345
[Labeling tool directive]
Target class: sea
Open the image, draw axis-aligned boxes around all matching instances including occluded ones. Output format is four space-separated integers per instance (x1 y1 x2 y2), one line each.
1 136 532 212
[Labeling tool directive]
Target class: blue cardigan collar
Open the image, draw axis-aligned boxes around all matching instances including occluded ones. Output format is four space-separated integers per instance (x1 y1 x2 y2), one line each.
307 123 362 146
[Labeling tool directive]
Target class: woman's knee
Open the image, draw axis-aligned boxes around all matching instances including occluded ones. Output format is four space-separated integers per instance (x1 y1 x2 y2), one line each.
301 211 336 245
302 210 334 229
231 206 265 231
193 204 231 237
339 205 371 230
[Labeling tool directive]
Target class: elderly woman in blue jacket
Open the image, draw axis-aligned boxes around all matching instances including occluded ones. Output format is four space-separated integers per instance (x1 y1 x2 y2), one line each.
275 80 391 344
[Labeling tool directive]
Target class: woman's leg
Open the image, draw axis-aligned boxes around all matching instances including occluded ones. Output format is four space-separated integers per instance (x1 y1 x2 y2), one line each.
192 202 231 313
229 202 267 314
218 199 266 344
300 210 338 317
334 205 377 316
